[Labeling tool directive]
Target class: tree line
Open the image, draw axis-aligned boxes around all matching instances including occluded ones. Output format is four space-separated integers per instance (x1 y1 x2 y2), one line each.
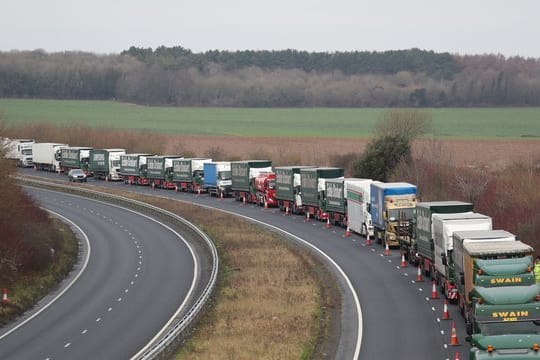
1 47 540 107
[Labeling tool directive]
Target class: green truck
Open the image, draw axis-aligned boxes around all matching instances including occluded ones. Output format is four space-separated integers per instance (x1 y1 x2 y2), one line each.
119 153 153 185
60 146 93 173
451 232 540 359
146 155 183 189
172 158 212 192
300 167 344 220
88 148 126 181
230 160 272 203
274 166 315 214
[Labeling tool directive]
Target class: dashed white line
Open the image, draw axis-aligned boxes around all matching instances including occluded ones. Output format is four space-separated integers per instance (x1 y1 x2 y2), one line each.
96 317 101 322
108 307 113 312
81 329 88 334
118 297 123 302
64 342 71 348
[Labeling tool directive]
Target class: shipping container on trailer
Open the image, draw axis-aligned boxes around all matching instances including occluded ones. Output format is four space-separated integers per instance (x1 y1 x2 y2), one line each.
300 167 344 221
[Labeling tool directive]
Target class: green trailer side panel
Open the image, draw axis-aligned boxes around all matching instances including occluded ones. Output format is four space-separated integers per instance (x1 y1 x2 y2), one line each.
325 179 345 213
89 149 110 173
120 155 141 176
275 167 296 201
301 167 344 207
231 160 272 192
146 157 165 179
172 159 193 182
61 148 81 168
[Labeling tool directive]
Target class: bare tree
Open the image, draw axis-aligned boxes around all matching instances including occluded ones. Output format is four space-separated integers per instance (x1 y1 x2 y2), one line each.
454 167 490 205
374 109 432 141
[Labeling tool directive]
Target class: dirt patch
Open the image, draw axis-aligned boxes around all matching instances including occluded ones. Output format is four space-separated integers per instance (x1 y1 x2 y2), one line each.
164 136 540 170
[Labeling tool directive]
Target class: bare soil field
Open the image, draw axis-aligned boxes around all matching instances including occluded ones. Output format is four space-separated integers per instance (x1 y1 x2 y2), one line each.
164 136 540 170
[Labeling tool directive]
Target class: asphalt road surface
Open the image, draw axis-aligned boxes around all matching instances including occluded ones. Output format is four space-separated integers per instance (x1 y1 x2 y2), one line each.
0 187 197 359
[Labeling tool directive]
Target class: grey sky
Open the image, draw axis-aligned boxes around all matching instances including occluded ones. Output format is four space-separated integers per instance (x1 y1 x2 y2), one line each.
3 0 540 58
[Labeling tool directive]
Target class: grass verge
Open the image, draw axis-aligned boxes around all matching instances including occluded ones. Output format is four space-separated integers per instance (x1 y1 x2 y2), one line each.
0 218 78 326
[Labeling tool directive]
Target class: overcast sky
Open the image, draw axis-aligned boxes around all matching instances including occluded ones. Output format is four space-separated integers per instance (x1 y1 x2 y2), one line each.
3 0 539 58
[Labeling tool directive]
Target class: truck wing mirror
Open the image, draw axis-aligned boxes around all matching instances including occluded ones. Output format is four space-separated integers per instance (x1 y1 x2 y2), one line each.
442 255 447 266
366 203 371 212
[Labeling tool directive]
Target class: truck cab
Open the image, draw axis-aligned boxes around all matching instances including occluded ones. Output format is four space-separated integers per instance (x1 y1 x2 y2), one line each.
254 172 277 207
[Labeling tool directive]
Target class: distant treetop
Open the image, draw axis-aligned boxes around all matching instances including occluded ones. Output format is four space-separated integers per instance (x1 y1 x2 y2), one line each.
121 46 460 79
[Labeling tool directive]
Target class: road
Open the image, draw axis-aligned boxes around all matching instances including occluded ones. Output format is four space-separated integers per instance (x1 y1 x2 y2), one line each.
0 187 197 359
16 170 472 359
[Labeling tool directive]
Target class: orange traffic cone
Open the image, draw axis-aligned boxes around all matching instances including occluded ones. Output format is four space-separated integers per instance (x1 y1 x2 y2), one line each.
431 280 439 299
197 187 201 196
220 191 223 200
345 225 352 237
400 252 407 267
449 321 459 346
415 264 424 282
383 242 391 256
2 288 7 307
264 199 268 209
242 196 246 206
454 351 460 360
325 218 331 229
442 299 451 320
305 212 310 222
365 236 371 245
285 206 289 215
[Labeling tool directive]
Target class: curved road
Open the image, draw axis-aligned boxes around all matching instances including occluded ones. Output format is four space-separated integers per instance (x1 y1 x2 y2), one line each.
17 170 472 359
0 187 197 359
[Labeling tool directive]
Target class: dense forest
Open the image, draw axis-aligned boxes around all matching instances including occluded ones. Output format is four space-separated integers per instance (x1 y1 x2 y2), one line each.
1 47 540 107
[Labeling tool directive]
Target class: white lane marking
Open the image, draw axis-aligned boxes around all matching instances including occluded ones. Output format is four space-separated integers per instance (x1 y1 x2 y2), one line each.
108 307 113 312
64 343 71 348
96 317 101 322
118 298 122 302
0 209 92 341
81 329 88 334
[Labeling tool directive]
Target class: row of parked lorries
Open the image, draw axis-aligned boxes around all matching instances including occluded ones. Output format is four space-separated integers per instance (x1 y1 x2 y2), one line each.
9 139 540 359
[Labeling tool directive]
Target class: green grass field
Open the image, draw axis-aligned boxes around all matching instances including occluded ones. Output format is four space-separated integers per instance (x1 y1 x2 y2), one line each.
1 98 539 138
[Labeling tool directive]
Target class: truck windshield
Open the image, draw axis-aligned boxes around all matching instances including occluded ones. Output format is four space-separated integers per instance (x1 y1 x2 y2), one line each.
112 160 121 167
388 208 415 221
268 180 275 189
22 149 32 155
478 321 540 335
219 171 232 180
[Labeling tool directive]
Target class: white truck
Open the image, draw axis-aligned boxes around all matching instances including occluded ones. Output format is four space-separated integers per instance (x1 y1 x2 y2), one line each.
2 138 34 167
32 142 68 172
345 179 374 240
432 212 492 300
88 148 126 180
